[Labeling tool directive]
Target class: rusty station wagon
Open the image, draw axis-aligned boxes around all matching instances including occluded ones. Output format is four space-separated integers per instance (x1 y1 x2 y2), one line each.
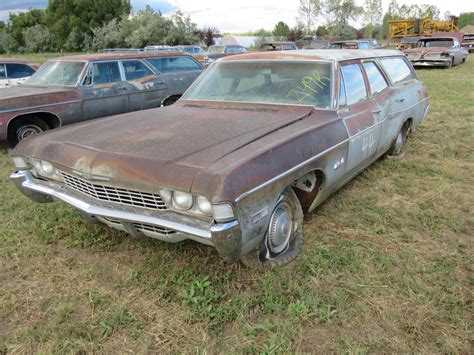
11 50 430 268
0 52 203 147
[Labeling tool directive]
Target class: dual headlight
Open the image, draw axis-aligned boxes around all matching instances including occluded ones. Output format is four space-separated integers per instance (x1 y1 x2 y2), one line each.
159 188 234 221
13 156 63 182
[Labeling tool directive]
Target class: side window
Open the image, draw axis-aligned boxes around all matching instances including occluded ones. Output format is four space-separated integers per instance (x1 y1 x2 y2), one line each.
92 61 121 84
379 57 415 85
338 69 347 106
122 60 154 80
359 42 369 49
5 63 35 79
0 64 6 79
363 62 388 96
158 57 202 73
145 58 163 72
341 63 367 105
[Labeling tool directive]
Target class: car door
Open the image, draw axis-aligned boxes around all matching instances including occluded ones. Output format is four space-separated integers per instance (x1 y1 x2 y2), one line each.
146 56 203 97
79 61 130 120
5 63 36 86
338 62 381 175
361 60 392 156
120 59 167 111
0 64 8 88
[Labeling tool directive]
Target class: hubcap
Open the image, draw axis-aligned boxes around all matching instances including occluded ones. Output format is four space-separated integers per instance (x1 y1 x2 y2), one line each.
17 125 43 142
267 202 293 254
393 131 404 155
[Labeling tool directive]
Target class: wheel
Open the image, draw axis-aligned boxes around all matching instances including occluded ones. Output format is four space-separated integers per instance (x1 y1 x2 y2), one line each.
241 188 304 270
446 57 454 69
387 120 410 158
8 117 49 148
162 95 180 106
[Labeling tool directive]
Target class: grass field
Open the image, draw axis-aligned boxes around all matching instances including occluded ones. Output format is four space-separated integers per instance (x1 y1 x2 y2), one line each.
1 56 473 353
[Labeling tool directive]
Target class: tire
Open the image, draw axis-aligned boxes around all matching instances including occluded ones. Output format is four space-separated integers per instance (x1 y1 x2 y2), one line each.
240 188 304 270
8 116 49 148
446 57 454 69
387 120 410 158
162 95 180 106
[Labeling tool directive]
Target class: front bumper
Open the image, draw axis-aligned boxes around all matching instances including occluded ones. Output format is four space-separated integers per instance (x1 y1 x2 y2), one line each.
10 170 243 263
410 59 451 67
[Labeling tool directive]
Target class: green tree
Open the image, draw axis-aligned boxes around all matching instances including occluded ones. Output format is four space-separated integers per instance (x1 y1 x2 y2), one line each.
324 0 362 37
46 0 131 48
382 0 400 38
165 11 198 45
299 0 322 34
23 24 57 53
8 9 46 46
363 0 382 38
0 31 18 53
273 21 290 37
316 25 329 37
459 12 474 28
91 18 125 50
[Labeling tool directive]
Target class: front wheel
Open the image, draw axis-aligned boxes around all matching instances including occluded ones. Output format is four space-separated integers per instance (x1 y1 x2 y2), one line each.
387 120 411 157
8 117 49 148
241 188 304 270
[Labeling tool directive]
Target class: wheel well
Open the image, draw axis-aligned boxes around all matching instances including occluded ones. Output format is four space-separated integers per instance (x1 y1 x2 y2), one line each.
162 95 181 106
404 117 413 134
7 112 61 146
291 170 325 213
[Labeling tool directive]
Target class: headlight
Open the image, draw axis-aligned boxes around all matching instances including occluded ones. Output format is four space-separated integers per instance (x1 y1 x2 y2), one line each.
196 196 212 215
172 191 193 210
40 161 54 175
29 158 63 181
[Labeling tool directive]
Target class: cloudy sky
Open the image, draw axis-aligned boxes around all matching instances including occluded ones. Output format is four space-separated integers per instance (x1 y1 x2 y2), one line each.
1 0 472 32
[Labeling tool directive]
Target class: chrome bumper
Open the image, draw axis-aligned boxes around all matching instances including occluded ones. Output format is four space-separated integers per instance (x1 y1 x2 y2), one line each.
410 59 451 67
10 170 243 262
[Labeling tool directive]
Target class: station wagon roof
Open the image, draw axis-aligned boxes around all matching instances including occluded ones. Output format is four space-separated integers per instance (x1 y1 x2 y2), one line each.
220 49 403 62
50 51 190 62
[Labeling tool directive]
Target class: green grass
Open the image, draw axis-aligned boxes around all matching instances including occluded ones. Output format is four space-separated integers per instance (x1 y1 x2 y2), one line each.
0 56 473 353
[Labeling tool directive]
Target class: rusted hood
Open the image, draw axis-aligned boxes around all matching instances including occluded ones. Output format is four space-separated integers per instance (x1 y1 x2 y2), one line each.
13 101 314 192
0 85 78 112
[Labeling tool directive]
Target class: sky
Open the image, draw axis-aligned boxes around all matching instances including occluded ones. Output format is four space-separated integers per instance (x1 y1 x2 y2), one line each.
1 0 473 32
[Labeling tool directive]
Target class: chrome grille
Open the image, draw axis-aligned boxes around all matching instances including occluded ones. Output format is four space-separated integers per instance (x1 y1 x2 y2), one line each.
59 171 168 210
423 52 442 60
406 53 420 60
134 223 177 236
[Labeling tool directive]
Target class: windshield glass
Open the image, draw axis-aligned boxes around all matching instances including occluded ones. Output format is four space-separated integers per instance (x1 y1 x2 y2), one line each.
209 46 225 54
184 61 333 108
26 61 85 86
417 39 454 48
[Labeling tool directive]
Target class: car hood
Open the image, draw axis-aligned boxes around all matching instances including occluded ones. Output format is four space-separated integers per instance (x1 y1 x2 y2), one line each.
13 100 314 192
404 47 451 55
0 85 78 111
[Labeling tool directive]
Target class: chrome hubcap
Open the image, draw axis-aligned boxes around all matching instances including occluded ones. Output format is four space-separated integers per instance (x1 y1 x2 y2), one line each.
393 131 404 155
17 125 43 142
267 202 293 254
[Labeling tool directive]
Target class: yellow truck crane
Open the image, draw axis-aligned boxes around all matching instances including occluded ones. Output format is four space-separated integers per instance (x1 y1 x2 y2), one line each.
389 17 459 38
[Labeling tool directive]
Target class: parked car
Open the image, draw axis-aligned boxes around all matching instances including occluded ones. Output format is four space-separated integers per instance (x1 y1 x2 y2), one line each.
172 45 213 66
301 40 330 49
0 52 203 147
207 45 247 60
260 41 298 51
403 37 468 68
461 33 474 53
0 59 39 89
397 36 423 50
144 45 174 52
10 50 430 268
330 40 370 49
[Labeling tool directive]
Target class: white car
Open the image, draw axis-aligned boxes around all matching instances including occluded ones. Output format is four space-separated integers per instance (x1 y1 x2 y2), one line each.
0 60 38 89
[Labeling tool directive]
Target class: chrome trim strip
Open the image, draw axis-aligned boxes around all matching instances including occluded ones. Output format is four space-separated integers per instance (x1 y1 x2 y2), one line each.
0 100 81 114
11 171 213 243
235 96 429 202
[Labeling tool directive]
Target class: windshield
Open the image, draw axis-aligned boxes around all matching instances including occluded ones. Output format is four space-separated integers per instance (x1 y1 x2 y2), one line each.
26 61 85 86
209 46 225 54
184 61 333 108
417 39 454 48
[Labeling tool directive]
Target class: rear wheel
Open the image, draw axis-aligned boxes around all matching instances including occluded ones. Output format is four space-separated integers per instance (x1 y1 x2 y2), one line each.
162 95 180 106
387 120 411 158
8 116 49 148
241 188 304 270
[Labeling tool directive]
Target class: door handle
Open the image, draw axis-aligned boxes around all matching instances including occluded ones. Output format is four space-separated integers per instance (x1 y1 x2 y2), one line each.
372 109 382 114
396 98 405 103
118 87 127 91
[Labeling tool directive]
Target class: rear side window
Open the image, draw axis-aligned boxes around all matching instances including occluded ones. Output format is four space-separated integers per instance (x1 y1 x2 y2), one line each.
147 57 201 73
363 62 388 96
379 57 415 85
359 42 369 49
6 63 35 79
122 60 154 80
93 61 121 84
341 63 367 105
0 64 5 79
